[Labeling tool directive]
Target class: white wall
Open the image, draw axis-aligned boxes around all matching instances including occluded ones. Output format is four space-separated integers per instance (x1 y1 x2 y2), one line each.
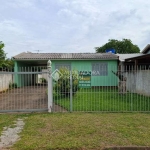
42 69 48 81
36 69 48 84
125 70 150 96
0 73 13 92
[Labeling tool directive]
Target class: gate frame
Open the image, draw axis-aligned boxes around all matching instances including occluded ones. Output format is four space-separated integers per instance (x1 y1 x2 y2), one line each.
47 60 53 112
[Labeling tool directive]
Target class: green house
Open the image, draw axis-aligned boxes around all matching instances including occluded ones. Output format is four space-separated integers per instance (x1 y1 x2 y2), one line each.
12 52 118 87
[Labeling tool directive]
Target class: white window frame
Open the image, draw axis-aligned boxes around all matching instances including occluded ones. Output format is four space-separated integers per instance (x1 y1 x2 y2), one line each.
55 63 71 70
92 63 108 76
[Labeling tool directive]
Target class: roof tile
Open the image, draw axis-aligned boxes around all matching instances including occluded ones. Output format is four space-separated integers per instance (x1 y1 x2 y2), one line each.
13 52 118 60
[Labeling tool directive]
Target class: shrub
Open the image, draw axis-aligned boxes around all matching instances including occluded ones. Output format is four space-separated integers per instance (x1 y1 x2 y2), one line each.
9 82 17 89
54 68 79 97
39 77 47 83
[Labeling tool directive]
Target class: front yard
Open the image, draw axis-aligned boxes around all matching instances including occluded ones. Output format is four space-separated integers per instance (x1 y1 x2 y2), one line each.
6 113 150 150
54 88 150 112
0 115 18 135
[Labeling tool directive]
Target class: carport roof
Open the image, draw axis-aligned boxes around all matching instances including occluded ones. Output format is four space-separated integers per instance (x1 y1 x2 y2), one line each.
13 52 118 60
116 53 144 62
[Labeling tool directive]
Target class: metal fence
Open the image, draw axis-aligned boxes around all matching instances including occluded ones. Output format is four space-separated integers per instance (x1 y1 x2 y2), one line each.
0 64 150 113
51 65 150 112
0 66 48 112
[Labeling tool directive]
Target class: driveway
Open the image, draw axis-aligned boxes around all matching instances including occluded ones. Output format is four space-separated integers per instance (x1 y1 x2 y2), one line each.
0 86 66 112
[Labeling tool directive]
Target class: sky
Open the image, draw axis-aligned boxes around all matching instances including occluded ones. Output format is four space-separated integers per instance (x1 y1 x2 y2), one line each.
0 0 150 58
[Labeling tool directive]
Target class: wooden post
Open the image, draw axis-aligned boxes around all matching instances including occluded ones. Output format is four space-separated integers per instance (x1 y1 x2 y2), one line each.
119 80 126 94
112 71 127 94
135 60 138 71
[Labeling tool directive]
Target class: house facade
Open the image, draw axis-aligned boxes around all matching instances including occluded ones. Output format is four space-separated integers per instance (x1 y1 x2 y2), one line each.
13 52 118 87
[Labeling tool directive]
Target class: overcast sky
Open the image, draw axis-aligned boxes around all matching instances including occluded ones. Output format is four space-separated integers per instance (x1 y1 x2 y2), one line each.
0 0 150 58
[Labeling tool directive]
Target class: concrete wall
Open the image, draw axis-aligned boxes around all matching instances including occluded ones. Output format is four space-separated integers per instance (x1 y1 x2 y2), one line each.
125 70 150 96
0 73 13 92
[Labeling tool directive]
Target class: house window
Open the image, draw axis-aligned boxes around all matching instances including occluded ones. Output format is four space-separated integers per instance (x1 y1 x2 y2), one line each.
92 63 108 76
55 63 71 70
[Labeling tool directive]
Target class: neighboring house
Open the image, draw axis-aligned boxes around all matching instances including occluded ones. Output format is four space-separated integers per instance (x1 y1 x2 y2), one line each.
142 44 150 54
117 44 150 70
124 45 150 70
116 53 144 71
12 52 118 87
116 45 150 96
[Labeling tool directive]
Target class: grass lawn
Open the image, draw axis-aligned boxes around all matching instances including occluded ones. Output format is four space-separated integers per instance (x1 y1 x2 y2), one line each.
54 88 150 112
0 114 18 135
10 113 150 150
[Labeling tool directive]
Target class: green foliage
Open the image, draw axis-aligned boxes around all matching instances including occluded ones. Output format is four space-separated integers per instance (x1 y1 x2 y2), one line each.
39 77 47 83
0 41 14 68
0 41 6 67
54 68 79 97
9 82 17 89
95 39 140 54
1 58 14 69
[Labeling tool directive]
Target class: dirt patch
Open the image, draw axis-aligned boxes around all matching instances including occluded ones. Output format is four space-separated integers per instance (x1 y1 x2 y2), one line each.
53 103 67 112
0 118 25 149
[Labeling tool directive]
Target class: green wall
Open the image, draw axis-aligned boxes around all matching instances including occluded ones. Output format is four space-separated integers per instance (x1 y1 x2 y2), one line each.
14 61 33 87
14 59 118 87
52 60 118 86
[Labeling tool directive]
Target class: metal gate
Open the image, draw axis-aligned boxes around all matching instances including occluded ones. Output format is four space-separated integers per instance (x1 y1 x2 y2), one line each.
0 66 48 112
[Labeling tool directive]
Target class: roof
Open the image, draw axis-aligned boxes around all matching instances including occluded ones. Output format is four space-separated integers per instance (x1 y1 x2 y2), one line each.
116 53 144 62
141 44 150 54
125 54 150 61
13 52 118 60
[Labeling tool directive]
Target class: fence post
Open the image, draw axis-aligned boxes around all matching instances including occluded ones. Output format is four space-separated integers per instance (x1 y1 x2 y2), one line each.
47 60 53 112
70 71 73 112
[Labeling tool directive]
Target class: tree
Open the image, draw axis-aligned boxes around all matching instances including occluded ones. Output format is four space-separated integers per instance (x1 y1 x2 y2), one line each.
0 41 14 68
95 39 140 54
0 41 6 67
2 58 14 68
